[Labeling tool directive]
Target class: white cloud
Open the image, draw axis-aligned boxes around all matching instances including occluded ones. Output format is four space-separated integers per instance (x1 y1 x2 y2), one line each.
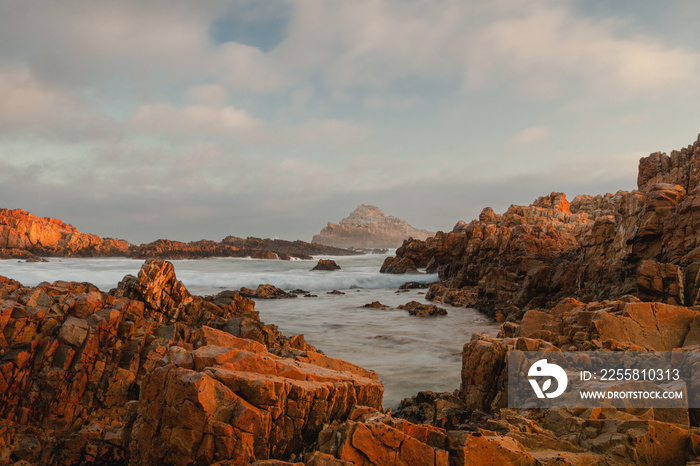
461 4 699 99
275 0 700 100
130 102 260 138
511 126 551 146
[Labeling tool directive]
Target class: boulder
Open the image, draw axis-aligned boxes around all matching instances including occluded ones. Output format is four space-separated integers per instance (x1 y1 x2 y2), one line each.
398 301 447 316
311 259 341 271
239 284 297 299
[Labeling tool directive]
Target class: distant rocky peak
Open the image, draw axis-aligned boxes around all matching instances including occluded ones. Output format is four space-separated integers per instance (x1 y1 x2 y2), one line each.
312 205 435 249
340 205 390 226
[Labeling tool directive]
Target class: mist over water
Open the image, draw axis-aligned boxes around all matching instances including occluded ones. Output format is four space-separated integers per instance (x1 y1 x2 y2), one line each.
0 254 499 409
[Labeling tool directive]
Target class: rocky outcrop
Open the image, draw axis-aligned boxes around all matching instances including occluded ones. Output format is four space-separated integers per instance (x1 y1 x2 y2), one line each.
382 133 700 320
311 259 341 271
3 258 522 465
239 284 298 299
398 301 447 317
312 205 434 249
126 345 383 465
393 296 700 465
132 237 359 261
1 259 395 464
0 208 132 258
0 208 360 261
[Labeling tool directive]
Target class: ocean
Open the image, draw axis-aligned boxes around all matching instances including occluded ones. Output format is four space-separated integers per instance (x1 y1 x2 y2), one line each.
0 253 499 409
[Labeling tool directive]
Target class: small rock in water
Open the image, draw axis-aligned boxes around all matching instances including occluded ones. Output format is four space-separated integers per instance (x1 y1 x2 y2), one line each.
290 289 310 294
399 281 430 290
311 259 341 271
362 301 389 309
398 301 447 316
239 284 297 299
327 290 345 295
303 293 318 298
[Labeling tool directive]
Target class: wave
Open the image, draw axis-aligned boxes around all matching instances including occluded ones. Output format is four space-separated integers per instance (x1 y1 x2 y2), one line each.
0 257 435 294
178 270 437 293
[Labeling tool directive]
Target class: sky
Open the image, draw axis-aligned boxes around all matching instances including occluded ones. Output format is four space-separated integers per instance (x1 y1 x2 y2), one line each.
1 0 699 244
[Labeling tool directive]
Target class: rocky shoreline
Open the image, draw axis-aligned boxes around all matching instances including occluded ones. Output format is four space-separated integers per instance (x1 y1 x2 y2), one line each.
382 133 700 321
0 209 359 261
0 258 496 465
3 133 700 464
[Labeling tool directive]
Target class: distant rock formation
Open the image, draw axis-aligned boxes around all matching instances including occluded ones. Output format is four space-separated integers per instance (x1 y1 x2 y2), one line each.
0 208 132 258
312 204 434 249
131 236 359 260
0 208 360 260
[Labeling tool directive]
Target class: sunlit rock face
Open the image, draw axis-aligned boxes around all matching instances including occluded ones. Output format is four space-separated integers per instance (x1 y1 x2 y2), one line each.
0 208 132 258
383 134 700 320
312 204 434 249
0 259 389 464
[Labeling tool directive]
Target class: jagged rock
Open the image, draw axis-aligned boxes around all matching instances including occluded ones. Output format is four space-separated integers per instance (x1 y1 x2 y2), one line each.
381 256 419 274
316 407 450 465
311 259 341 271
0 208 132 258
0 208 361 261
125 348 383 464
0 260 369 464
312 205 434 249
381 134 700 320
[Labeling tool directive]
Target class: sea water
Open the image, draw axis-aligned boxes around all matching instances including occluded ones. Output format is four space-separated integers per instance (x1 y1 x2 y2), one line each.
0 254 499 408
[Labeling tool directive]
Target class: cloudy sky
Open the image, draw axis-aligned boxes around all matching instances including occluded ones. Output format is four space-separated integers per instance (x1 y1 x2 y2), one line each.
1 0 699 244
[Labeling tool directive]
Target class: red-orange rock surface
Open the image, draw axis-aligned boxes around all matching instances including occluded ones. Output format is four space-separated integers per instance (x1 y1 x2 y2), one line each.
0 208 132 258
0 208 359 261
393 296 700 465
1 259 391 464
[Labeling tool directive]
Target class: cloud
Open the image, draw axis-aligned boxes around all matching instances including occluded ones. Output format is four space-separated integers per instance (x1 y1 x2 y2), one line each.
461 4 699 99
185 84 228 105
290 119 371 146
275 0 700 101
130 102 260 138
0 66 114 139
511 126 551 146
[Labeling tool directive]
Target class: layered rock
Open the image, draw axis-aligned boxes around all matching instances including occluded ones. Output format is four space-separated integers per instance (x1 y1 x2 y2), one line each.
382 133 700 320
1 259 394 464
126 345 383 465
394 296 700 465
312 205 434 249
0 208 132 258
